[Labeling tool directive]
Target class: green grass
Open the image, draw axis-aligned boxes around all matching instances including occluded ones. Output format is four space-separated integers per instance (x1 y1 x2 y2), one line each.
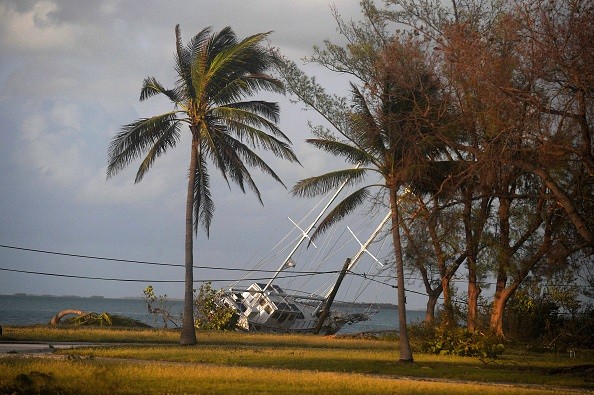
1 326 593 394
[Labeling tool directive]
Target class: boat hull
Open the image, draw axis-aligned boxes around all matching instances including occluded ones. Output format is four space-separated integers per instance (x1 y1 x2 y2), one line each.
222 283 367 335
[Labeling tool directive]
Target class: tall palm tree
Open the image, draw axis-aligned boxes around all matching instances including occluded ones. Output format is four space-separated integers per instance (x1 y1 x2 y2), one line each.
292 40 450 362
107 25 299 345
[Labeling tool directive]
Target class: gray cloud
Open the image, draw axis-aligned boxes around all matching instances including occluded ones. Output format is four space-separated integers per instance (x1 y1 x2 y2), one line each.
0 0 426 308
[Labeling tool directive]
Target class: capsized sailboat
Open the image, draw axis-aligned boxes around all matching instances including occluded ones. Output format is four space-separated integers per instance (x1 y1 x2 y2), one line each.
221 171 391 335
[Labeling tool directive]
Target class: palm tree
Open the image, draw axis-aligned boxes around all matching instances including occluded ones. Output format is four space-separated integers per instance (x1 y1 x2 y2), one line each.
292 40 450 362
107 25 299 345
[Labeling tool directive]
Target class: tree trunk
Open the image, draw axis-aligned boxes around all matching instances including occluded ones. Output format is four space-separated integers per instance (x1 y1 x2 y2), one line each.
490 286 516 337
462 194 478 331
490 223 552 337
425 290 439 323
466 260 480 332
180 138 198 346
440 277 454 326
399 215 439 325
389 184 414 362
49 310 87 325
461 191 489 332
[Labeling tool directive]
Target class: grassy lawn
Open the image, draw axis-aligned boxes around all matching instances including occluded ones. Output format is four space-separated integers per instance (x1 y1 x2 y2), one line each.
1 326 593 394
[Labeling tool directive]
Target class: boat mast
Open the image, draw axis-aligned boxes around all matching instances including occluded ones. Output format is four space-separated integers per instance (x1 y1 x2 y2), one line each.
262 163 361 292
322 211 391 299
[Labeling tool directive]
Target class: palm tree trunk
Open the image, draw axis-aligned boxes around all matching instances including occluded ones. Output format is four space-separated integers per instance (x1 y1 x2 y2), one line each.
389 184 414 362
180 138 198 346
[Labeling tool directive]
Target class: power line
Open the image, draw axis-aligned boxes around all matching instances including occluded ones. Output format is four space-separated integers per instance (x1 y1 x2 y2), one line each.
0 267 182 283
0 242 431 297
0 266 337 284
0 243 340 275
0 243 182 268
347 270 430 298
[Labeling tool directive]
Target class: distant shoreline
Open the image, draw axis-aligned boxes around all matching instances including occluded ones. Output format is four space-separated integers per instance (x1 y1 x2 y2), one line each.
3 293 419 311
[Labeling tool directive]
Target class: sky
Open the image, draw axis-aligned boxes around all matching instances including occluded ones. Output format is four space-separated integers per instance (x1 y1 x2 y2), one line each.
0 0 429 309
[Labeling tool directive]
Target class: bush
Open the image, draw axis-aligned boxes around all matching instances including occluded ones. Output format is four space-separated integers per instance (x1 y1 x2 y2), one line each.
143 285 180 328
411 322 505 358
194 282 238 330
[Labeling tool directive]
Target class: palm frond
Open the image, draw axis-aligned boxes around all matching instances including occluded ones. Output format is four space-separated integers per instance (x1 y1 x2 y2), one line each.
134 121 181 183
140 77 183 104
219 133 287 188
193 151 214 236
306 138 373 165
310 187 372 243
199 123 231 187
205 26 236 62
209 132 264 203
174 25 195 99
218 100 281 124
217 31 275 76
211 75 284 105
349 84 385 154
212 105 281 132
206 31 272 85
212 104 293 143
223 119 299 163
292 168 369 198
188 26 215 59
107 112 180 179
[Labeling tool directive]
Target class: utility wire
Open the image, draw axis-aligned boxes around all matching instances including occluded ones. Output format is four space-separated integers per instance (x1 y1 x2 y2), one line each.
0 243 339 275
0 266 336 284
348 270 430 297
0 242 430 295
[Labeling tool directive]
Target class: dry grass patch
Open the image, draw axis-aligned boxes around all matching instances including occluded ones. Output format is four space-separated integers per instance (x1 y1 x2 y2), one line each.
0 357 563 394
1 326 179 344
5 326 593 391
60 345 594 389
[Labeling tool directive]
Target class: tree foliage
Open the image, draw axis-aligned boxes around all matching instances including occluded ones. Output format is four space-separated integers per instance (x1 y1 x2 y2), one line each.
194 282 238 331
277 0 592 343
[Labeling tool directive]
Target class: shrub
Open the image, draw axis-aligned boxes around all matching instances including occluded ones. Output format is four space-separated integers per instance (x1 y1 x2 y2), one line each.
142 285 180 328
194 282 238 330
411 322 505 358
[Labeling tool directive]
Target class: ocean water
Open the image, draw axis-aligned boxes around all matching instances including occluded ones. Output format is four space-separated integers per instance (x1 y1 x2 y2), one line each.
0 294 425 334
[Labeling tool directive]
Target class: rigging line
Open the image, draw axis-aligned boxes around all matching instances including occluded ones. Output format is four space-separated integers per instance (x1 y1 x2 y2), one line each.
287 188 325 219
0 266 342 283
232 232 303 286
290 220 341 297
349 262 384 307
237 217 298 273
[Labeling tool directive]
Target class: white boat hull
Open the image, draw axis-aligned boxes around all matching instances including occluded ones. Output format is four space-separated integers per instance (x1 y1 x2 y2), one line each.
223 283 368 335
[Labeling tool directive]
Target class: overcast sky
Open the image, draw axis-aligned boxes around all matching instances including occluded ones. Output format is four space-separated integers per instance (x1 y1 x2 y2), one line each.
0 0 428 308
